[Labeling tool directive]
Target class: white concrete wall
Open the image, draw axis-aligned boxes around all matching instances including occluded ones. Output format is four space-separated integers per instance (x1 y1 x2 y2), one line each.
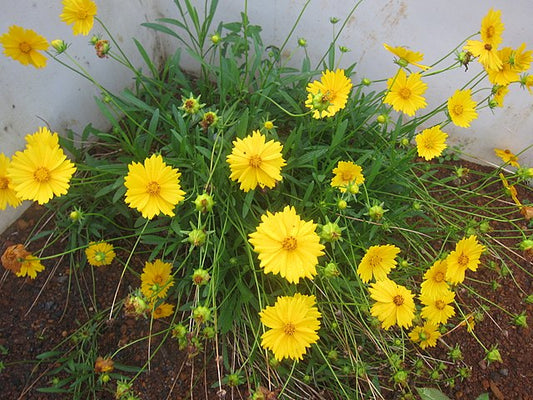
1 0 532 232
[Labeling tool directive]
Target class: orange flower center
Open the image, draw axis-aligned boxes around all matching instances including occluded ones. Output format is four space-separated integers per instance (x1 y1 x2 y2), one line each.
368 254 382 268
0 177 9 190
77 10 89 19
457 253 469 267
434 271 445 283
152 274 164 284
19 42 31 53
399 87 411 99
341 171 355 181
281 236 297 251
283 322 296 336
146 181 161 195
34 167 51 182
248 155 262 168
486 26 495 38
393 295 404 306
435 300 446 310
453 104 464 116
484 43 493 51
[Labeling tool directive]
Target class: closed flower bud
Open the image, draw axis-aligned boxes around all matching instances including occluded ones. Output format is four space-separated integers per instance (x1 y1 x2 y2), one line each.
320 221 343 242
393 370 408 385
194 193 214 213
347 182 360 194
517 167 533 180
263 120 275 130
519 239 533 251
448 345 463 361
171 323 188 339
69 208 84 222
376 114 388 124
51 39 68 54
89 35 99 45
323 262 340 278
297 38 307 47
188 229 207 247
485 347 502 364
337 199 348 210
192 305 211 324
362 78 372 86
210 34 221 44
329 17 339 24
192 268 210 285
339 45 350 53
368 204 386 221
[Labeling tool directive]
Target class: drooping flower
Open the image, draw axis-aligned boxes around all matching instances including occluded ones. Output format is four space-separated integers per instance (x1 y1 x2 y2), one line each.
124 154 185 219
140 259 174 300
447 89 478 128
420 259 450 298
249 205 325 284
383 43 430 70
369 279 415 330
259 293 321 361
480 8 504 47
420 289 456 324
409 322 441 349
226 131 286 192
0 25 48 68
305 69 353 118
16 254 45 279
491 85 509 108
25 127 60 149
151 302 175 319
60 0 98 36
8 144 76 205
415 126 448 161
494 148 519 167
0 154 22 210
330 161 365 193
383 69 427 117
94 356 114 373
1 244 30 275
357 244 400 283
445 235 486 285
85 241 116 267
520 74 533 94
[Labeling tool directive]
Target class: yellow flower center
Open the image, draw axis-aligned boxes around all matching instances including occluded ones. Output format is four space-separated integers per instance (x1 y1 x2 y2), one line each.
152 274 164 284
341 171 355 181
399 87 411 99
248 155 262 168
435 300 446 310
77 9 89 19
368 254 382 268
94 251 106 262
34 167 51 182
457 253 469 267
146 181 161 195
434 271 445 283
0 177 9 190
19 42 32 53
453 104 464 116
283 322 296 336
393 295 404 306
486 26 495 38
281 236 298 251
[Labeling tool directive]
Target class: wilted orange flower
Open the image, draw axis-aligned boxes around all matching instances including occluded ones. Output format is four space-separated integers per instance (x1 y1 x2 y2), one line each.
94 356 114 373
1 244 30 274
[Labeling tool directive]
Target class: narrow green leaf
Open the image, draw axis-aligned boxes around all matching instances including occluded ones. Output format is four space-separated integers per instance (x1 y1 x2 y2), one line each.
416 387 451 400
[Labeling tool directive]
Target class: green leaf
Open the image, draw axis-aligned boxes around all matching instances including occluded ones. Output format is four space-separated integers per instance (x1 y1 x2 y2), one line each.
416 387 451 400
475 394 490 400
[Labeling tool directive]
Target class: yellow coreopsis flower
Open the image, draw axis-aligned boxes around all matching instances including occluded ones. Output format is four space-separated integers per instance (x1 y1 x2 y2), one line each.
0 154 22 210
357 244 400 283
330 161 365 193
383 43 430 70
494 148 519 167
369 279 415 330
8 144 76 205
249 205 325 284
492 85 509 108
420 259 450 298
259 293 321 361
383 69 427 117
16 254 45 279
420 289 455 325
487 48 521 86
510 43 533 73
141 259 174 300
415 126 448 161
523 74 533 94
409 322 441 349
445 235 485 285
447 89 478 128
85 241 116 267
151 302 175 319
305 69 353 118
60 0 98 36
124 154 185 219
0 25 48 68
480 8 504 47
464 40 502 71
226 131 286 192
25 127 60 149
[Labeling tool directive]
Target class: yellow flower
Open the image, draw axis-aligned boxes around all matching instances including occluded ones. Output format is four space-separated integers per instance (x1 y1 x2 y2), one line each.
510 43 532 73
499 173 521 207
0 25 48 68
141 259 174 300
369 279 415 330
415 126 448 161
487 48 521 86
480 8 504 47
249 205 325 284
226 131 286 192
383 43 429 70
522 74 533 94
0 154 22 210
420 259 450 298
259 293 321 361
25 127 60 149
492 85 509 108
357 244 400 283
124 154 185 219
151 302 175 319
60 0 98 36
420 289 455 325
330 161 365 193
445 235 485 285
263 120 275 130
464 40 502 71
305 69 353 118
8 144 76 205
409 322 441 349
447 89 478 128
16 254 45 279
494 148 519 167
383 69 427 117
85 241 116 267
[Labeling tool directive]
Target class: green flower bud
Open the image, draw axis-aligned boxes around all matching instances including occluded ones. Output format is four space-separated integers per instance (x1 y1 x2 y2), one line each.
69 208 84 222
368 204 386 221
448 344 463 361
376 114 388 124
513 312 527 328
171 323 188 339
51 39 68 54
327 350 339 361
194 193 214 213
179 93 204 115
393 370 408 385
323 262 340 278
227 373 241 387
320 221 343 242
485 346 502 364
329 17 339 24
339 45 350 53
210 34 221 44
192 268 210 285
517 167 533 179
400 137 410 147
361 78 372 86
337 199 348 210
479 221 491 233
297 38 307 47
202 326 216 339
188 229 207 247
192 305 211 324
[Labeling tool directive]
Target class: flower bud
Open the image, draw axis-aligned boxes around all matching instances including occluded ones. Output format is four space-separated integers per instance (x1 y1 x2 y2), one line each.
194 193 214 213
393 370 408 385
448 344 463 361
347 182 360 194
200 111 219 130
94 39 110 58
519 239 533 251
263 120 275 130
368 204 386 221
192 268 210 285
339 45 350 53
329 17 339 24
397 58 409 68
171 323 188 339
180 94 204 115
323 262 340 278
210 34 221 44
327 349 339 361
89 35 99 45
297 38 307 47
202 326 216 339
124 291 149 318
320 221 342 242
488 99 499 109
485 347 502 364
51 39 68 54
69 208 84 222
400 137 410 147
479 221 491 233
188 229 207 247
192 305 211 324
337 199 348 210
513 312 527 328
115 380 132 398
361 78 372 86
517 167 533 180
